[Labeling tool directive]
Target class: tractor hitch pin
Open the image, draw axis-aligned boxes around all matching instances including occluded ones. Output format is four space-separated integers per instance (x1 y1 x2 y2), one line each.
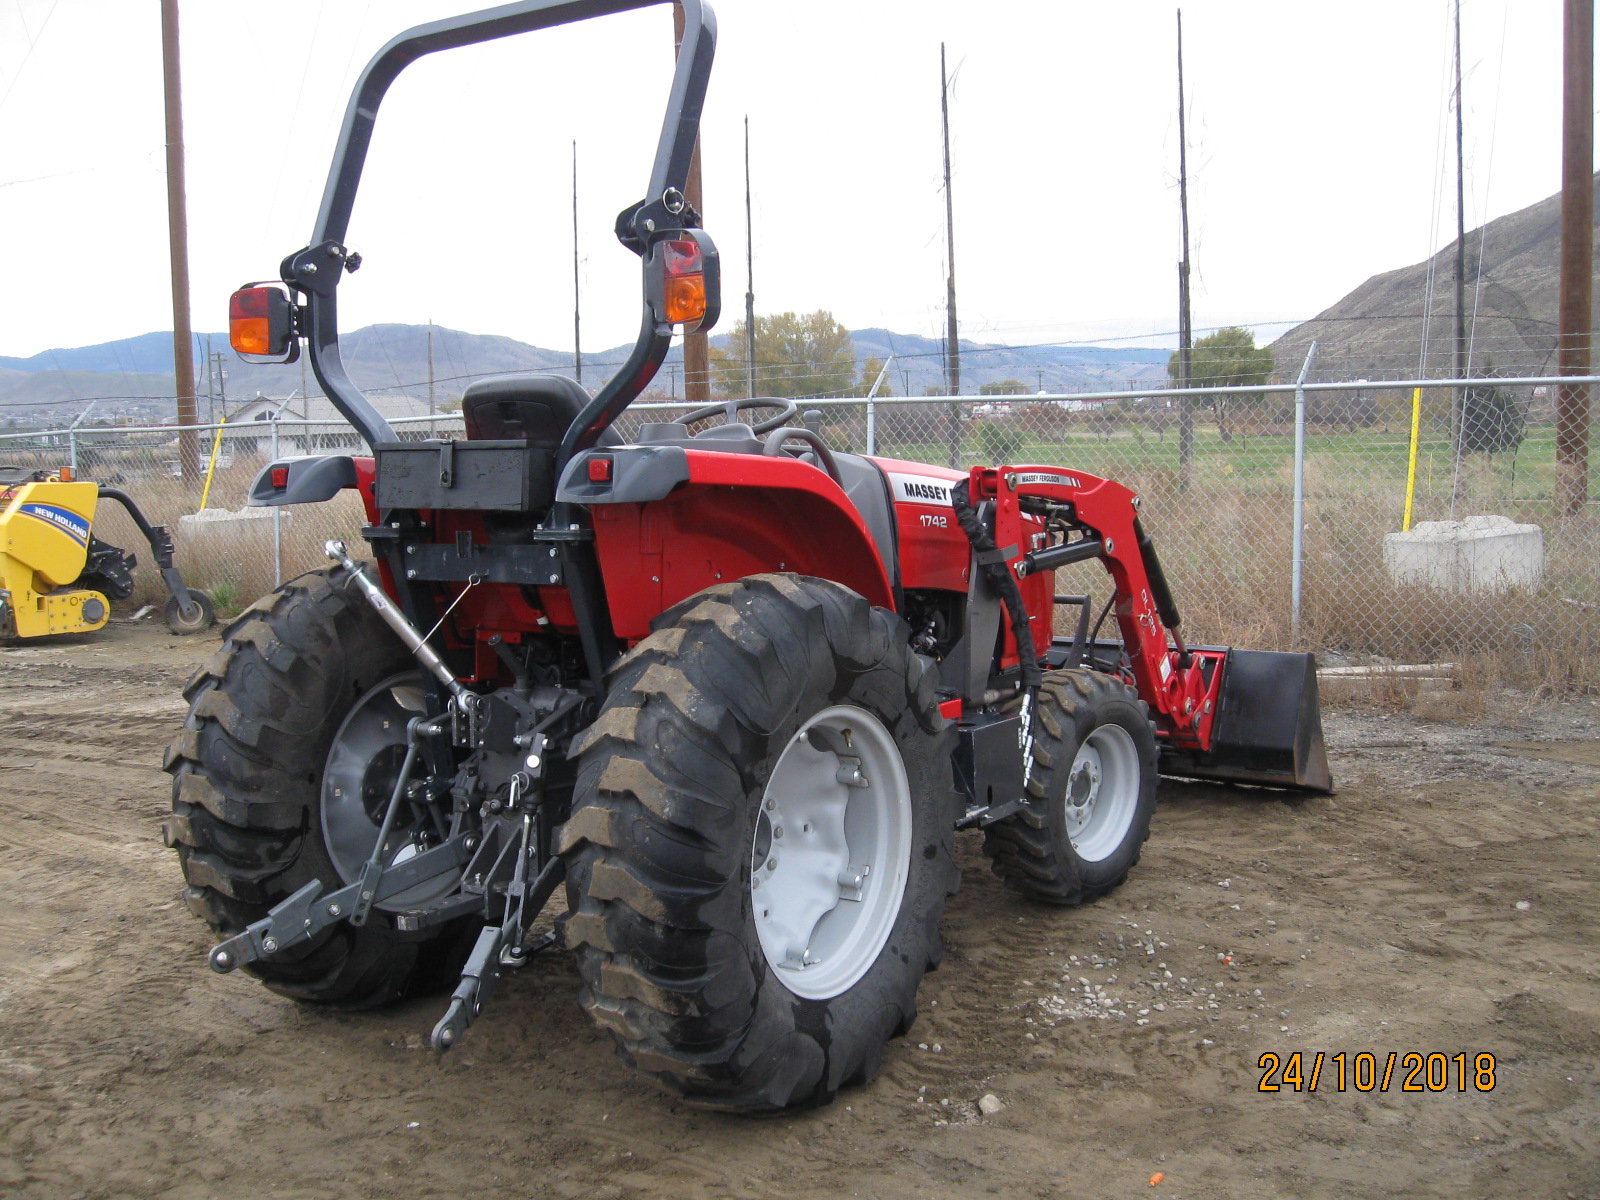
326 539 473 710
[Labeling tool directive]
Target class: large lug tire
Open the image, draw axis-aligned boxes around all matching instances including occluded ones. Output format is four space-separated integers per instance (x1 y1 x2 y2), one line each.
559 574 960 1113
982 668 1158 905
162 565 478 1007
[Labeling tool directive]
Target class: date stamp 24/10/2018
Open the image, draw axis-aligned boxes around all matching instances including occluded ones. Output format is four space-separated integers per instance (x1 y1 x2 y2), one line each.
1257 1051 1498 1093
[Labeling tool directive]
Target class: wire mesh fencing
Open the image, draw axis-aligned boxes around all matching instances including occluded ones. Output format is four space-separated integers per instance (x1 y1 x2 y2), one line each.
3 378 1596 688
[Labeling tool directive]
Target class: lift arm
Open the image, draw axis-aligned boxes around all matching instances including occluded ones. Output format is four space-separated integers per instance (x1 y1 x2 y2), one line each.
964 465 1225 753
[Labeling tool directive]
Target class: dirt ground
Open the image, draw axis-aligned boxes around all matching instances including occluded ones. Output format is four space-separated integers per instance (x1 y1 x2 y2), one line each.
0 621 1596 1200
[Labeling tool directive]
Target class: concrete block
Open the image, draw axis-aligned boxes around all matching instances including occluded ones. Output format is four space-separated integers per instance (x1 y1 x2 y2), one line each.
176 505 285 565
1382 515 1543 593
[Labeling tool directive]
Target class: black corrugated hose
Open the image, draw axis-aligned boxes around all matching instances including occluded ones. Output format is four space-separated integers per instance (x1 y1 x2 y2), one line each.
948 480 1042 693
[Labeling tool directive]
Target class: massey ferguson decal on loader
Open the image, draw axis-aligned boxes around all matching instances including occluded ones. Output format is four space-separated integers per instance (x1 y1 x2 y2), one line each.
165 0 1330 1114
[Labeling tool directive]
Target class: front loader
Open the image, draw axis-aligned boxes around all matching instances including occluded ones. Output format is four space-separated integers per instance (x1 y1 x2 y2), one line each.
165 0 1329 1114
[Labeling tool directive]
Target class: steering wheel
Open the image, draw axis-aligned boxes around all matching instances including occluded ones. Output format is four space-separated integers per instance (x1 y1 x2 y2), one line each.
678 396 798 436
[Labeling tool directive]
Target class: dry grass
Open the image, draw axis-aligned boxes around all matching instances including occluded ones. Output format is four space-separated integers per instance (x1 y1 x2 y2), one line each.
82 448 366 613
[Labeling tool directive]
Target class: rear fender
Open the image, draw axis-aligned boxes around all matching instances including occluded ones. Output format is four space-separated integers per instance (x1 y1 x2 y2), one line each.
248 454 376 517
559 446 894 641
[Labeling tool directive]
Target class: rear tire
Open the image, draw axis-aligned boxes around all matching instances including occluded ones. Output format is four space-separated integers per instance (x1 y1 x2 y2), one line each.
559 574 959 1112
163 566 477 1006
982 668 1157 905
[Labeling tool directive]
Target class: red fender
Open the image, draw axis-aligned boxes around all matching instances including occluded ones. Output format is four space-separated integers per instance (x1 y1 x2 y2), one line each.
589 448 895 642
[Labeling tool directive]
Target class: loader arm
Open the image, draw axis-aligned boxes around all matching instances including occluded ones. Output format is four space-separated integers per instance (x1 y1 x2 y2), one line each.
966 465 1224 755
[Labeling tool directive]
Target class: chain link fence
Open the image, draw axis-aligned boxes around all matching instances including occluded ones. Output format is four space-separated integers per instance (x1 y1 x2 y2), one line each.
4 377 1596 688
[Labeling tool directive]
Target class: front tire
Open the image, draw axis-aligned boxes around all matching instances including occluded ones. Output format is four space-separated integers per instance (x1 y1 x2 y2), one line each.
163 566 476 1006
559 574 959 1112
982 668 1158 905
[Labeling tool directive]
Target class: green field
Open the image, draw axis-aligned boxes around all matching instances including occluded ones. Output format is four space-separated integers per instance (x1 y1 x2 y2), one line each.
868 420 1600 513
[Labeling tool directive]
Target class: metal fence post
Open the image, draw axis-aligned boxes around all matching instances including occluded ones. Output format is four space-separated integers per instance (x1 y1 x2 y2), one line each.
67 400 96 476
1290 341 1318 648
863 355 891 456
271 417 282 587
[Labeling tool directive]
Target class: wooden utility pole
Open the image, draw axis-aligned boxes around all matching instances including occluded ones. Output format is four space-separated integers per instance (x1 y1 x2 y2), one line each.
160 0 198 482
1175 9 1195 490
744 116 757 398
1452 0 1468 450
427 321 436 415
673 3 710 404
572 141 582 386
941 43 961 468
1556 0 1593 516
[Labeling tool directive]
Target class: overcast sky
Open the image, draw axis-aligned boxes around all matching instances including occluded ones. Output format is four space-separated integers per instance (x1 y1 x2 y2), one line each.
0 0 1582 361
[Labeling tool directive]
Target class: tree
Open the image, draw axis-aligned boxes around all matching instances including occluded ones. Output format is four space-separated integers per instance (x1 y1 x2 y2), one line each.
979 378 1029 396
978 420 1024 464
1460 382 1525 454
1166 325 1273 442
709 311 857 399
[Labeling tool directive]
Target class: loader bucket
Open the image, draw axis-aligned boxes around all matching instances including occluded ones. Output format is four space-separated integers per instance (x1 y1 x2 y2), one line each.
1159 649 1333 793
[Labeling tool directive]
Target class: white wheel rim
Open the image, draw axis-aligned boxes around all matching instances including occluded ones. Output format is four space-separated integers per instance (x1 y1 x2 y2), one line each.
751 704 913 1001
1063 723 1141 863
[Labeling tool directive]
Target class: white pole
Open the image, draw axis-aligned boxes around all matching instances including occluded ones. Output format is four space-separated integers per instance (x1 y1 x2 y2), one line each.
68 400 96 475
1291 341 1318 648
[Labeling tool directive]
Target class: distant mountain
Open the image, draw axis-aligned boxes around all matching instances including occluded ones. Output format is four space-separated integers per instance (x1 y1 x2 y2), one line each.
0 322 1170 426
846 328 1168 394
0 330 207 375
1271 175 1599 380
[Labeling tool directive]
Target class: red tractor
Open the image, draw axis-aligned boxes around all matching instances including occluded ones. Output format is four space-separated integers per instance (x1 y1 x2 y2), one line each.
167 0 1329 1113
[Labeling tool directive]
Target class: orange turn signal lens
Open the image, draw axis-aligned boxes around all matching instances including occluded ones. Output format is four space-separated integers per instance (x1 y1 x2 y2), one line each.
232 317 271 356
663 274 708 325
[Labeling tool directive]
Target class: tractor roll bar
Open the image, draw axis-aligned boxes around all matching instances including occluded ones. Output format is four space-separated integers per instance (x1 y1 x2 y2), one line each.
282 0 717 452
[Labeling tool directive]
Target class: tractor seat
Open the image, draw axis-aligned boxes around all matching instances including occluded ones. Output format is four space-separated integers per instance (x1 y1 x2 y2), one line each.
462 374 618 448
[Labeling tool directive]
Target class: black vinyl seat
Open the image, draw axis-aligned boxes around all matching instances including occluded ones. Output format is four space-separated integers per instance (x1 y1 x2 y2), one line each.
460 374 617 519
462 374 617 446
